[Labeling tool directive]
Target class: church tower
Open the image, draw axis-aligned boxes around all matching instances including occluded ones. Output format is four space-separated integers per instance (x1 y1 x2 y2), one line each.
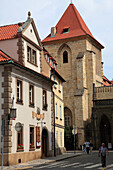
42 3 104 147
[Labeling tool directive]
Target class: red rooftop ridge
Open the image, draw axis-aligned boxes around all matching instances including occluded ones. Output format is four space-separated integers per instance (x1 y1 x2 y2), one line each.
42 3 104 48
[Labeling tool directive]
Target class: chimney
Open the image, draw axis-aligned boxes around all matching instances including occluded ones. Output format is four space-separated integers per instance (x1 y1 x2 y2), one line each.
51 27 56 37
18 22 23 32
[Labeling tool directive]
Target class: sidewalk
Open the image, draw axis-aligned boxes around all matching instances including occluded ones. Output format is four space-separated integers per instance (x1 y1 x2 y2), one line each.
0 151 82 170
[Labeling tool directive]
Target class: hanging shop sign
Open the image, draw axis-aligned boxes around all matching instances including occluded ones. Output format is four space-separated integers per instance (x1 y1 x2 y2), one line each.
32 107 44 120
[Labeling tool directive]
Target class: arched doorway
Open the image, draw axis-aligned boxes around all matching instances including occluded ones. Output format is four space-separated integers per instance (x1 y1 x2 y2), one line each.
100 115 111 146
42 128 48 157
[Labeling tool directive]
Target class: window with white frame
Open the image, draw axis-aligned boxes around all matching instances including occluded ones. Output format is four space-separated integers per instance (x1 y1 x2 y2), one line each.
43 89 47 110
58 80 61 92
17 79 22 103
60 105 62 119
32 50 36 65
27 46 31 62
29 84 34 106
56 131 58 148
27 46 37 65
56 103 58 117
53 76 56 88
60 132 62 147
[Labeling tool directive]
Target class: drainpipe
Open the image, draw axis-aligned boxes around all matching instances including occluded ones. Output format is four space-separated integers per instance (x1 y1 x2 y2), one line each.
50 71 56 156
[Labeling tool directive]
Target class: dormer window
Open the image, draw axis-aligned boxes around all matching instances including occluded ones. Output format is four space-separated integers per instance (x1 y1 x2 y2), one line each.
47 55 49 62
63 27 70 34
54 64 57 70
51 60 53 66
27 46 37 66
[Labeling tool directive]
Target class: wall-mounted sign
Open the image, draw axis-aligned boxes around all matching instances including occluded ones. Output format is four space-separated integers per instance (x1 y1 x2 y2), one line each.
32 107 44 120
15 122 22 132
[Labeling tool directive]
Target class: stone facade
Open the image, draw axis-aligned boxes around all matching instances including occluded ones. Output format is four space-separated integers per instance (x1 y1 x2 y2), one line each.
43 37 103 147
92 86 113 149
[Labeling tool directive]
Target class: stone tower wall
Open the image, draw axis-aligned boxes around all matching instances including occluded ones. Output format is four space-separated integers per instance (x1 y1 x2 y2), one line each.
43 38 103 146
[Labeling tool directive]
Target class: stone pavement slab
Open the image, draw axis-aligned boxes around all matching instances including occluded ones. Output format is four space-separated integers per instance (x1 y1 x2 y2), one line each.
0 151 82 170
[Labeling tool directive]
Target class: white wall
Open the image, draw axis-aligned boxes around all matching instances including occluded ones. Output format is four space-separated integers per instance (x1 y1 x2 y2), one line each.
23 23 39 46
24 40 41 73
11 67 52 153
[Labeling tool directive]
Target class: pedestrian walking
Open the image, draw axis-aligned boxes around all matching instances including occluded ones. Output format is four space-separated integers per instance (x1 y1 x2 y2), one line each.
90 142 93 154
85 141 90 154
83 143 86 152
98 143 109 168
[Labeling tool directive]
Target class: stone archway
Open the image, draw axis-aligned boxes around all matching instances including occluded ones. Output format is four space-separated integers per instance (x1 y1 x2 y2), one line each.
100 115 111 146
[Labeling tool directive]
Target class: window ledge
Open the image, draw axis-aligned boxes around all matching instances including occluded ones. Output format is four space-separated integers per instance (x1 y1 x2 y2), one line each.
17 149 24 152
29 104 35 108
16 101 23 105
27 60 38 67
29 148 35 151
42 108 47 111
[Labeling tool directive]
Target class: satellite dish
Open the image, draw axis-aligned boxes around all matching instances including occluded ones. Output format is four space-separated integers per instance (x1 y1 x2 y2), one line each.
15 122 22 132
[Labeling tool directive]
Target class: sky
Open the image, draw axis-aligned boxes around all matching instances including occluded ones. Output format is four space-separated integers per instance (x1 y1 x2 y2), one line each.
0 0 113 79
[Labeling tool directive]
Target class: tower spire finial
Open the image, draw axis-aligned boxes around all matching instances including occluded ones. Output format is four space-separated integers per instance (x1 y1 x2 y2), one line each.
71 0 73 4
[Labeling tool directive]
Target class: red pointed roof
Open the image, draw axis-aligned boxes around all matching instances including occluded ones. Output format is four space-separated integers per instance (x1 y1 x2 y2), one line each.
42 3 103 48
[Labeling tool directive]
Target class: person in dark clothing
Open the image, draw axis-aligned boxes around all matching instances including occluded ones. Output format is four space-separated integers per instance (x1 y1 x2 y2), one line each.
90 143 93 154
85 141 90 154
98 143 109 168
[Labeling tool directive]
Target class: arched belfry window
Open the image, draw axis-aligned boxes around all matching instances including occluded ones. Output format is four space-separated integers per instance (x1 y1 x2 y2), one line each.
63 51 68 63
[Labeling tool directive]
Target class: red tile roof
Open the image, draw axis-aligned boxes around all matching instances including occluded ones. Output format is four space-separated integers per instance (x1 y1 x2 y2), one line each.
103 75 112 86
43 48 65 82
0 50 12 61
42 3 103 48
0 23 24 41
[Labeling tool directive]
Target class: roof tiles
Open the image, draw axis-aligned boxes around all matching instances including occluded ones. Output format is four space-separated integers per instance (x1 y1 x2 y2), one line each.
0 23 25 41
42 3 103 48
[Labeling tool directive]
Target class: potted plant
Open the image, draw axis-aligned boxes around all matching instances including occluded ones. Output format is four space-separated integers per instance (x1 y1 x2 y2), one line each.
17 144 24 150
30 143 35 149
